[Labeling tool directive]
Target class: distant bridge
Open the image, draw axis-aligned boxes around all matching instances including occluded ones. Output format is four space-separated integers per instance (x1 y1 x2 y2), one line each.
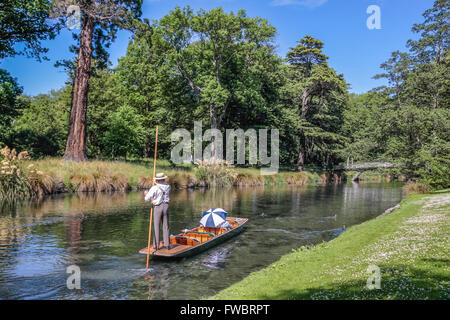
333 162 396 181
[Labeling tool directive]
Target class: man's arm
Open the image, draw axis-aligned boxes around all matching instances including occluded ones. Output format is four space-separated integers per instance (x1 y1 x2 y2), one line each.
144 187 154 202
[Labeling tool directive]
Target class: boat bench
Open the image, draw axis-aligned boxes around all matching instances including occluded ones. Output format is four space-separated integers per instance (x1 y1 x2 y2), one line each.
170 235 201 246
202 227 228 235
184 230 220 243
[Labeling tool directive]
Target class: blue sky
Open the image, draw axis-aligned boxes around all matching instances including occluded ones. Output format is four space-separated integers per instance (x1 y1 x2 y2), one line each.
0 0 435 96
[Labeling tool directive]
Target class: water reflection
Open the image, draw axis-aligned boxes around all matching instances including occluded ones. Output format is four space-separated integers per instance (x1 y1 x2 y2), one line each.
0 182 403 300
201 244 233 270
64 213 84 260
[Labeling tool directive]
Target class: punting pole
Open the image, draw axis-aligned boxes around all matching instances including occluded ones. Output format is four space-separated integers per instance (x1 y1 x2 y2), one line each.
146 125 158 269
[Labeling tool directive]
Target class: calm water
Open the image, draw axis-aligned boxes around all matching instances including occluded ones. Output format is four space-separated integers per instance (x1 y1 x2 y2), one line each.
0 182 403 300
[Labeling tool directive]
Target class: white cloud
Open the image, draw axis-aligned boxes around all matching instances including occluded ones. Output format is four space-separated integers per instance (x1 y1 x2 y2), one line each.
270 0 328 8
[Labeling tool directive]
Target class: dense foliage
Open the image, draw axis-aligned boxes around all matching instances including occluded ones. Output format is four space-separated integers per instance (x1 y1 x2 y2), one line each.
0 1 448 188
0 0 59 60
0 69 25 143
343 0 449 188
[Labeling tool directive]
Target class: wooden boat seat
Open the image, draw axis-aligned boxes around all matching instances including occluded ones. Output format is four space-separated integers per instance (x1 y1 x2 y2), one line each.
228 220 239 227
201 227 228 235
184 230 215 237
183 231 215 243
170 235 201 246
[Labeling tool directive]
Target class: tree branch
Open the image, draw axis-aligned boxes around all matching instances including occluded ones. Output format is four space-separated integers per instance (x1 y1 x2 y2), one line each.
177 58 202 94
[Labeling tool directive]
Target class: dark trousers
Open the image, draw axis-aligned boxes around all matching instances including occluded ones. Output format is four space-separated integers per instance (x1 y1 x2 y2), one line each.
153 202 169 249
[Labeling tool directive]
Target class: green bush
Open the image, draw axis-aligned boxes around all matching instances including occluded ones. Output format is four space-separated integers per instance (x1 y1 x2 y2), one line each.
418 154 450 190
102 105 145 159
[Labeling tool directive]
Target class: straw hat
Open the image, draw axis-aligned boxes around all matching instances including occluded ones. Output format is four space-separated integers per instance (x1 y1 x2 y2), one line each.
153 172 168 181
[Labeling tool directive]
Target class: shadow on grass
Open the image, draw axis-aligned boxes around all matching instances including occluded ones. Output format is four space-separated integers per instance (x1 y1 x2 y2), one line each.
421 258 450 266
253 264 449 300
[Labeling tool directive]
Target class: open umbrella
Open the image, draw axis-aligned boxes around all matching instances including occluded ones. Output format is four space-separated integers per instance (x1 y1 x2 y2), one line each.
200 208 228 227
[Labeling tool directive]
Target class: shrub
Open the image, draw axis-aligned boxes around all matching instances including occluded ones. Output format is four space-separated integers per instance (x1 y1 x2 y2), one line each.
194 166 209 185
27 165 55 197
0 146 34 198
70 169 130 192
102 105 145 158
138 176 153 189
418 155 450 190
194 160 238 187
168 171 197 189
110 173 129 191
402 181 431 195
233 172 264 186
280 172 309 185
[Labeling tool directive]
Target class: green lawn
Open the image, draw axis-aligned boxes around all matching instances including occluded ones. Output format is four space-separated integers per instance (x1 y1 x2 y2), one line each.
211 191 450 300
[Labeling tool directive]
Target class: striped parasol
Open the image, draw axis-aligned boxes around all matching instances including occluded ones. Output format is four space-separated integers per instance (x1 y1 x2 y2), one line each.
200 208 228 227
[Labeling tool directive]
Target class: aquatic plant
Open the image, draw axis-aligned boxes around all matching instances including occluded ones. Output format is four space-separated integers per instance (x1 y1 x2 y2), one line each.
110 173 129 191
0 146 34 198
138 176 153 189
27 165 55 197
168 171 197 189
70 169 130 192
194 160 238 187
280 172 310 185
233 172 264 186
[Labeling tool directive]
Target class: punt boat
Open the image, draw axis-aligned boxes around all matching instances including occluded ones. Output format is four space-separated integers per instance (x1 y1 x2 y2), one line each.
139 216 248 258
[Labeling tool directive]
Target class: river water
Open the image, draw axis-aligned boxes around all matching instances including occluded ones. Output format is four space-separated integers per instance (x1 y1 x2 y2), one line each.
0 182 403 300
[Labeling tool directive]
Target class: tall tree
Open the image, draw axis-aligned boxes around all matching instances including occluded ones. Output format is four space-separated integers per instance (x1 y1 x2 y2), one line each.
372 51 412 108
347 0 449 184
406 0 449 110
115 19 198 159
85 68 122 157
151 7 278 159
52 0 142 161
286 35 328 79
283 35 348 170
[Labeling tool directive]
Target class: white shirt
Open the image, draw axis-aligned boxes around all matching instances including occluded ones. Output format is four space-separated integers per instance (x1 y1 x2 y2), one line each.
144 183 170 206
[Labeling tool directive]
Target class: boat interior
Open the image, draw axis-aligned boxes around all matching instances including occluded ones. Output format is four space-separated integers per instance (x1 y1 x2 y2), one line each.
139 217 246 256
170 218 241 247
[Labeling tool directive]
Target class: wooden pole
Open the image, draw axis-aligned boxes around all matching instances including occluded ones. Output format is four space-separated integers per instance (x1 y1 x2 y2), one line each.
146 125 158 269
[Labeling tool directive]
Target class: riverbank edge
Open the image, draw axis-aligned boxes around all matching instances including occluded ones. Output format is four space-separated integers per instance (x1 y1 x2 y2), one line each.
209 190 450 300
1 158 349 198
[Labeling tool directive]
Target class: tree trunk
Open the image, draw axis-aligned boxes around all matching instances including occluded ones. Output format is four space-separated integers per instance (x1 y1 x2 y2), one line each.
210 104 219 162
301 90 309 117
297 133 305 171
297 89 310 171
209 100 230 163
297 149 305 171
63 16 95 162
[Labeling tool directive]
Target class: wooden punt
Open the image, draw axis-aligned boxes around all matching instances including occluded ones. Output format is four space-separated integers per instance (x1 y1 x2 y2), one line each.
139 217 248 258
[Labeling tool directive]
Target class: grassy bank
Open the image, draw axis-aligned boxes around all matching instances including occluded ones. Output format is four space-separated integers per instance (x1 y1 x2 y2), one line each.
1 151 337 198
211 191 450 300
28 158 322 190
